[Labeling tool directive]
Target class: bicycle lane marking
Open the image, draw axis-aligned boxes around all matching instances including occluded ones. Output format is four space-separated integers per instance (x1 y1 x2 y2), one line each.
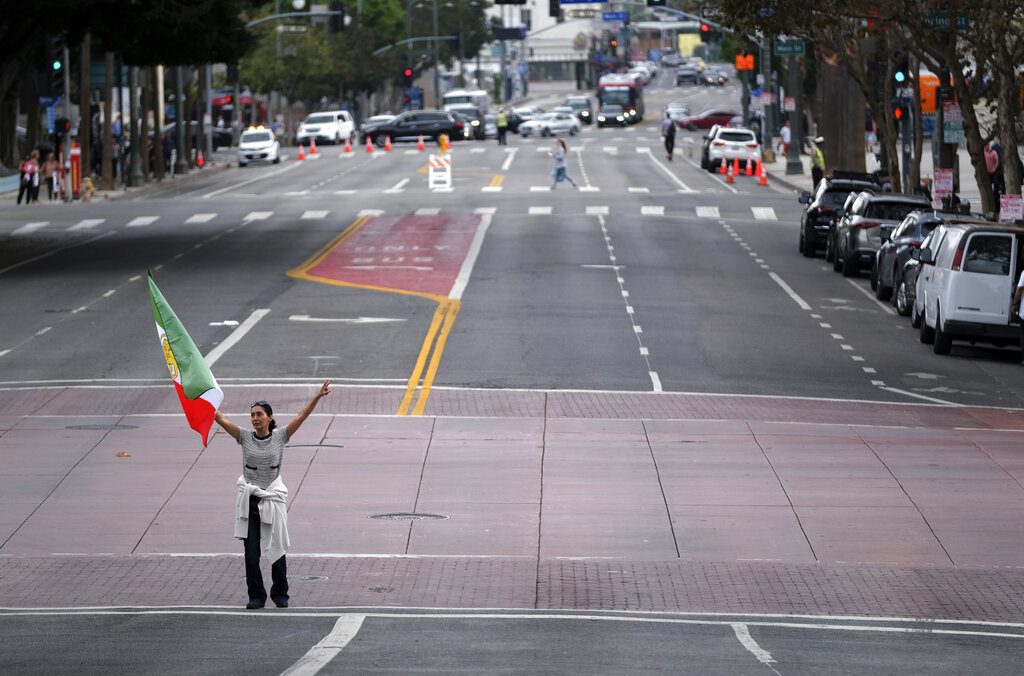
287 211 492 415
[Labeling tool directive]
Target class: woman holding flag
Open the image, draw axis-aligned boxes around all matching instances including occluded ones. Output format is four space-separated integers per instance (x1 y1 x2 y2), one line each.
214 380 332 609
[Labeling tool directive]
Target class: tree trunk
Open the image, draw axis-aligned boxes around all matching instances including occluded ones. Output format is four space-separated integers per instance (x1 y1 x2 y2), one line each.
196 65 205 165
139 68 150 180
910 58 923 193
880 47 901 192
818 56 865 172
101 52 113 191
0 60 20 168
80 34 92 180
950 65 995 215
184 67 195 168
996 64 1021 197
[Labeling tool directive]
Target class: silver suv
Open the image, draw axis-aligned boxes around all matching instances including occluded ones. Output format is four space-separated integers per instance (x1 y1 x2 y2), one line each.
832 192 930 277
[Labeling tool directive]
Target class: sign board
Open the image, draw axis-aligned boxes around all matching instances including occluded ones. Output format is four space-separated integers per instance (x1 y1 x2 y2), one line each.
924 11 969 30
942 101 964 144
559 0 595 4
735 54 755 71
602 11 628 21
783 96 795 112
567 9 596 18
494 26 528 40
1000 194 1023 223
932 167 954 209
774 40 805 56
760 92 775 104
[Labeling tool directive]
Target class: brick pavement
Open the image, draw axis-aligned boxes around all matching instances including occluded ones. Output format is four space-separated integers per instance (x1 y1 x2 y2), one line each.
3 384 1024 621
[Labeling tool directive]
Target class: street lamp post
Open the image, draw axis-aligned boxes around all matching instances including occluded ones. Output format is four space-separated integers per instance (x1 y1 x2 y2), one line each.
174 66 189 175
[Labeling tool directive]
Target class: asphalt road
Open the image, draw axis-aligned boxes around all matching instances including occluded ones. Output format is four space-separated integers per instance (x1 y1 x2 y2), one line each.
4 68 1024 674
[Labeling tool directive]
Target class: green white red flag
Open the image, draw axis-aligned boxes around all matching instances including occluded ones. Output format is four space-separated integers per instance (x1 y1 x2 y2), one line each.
148 272 223 446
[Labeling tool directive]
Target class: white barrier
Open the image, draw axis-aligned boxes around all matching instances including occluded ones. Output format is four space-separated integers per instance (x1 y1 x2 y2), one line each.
428 153 452 191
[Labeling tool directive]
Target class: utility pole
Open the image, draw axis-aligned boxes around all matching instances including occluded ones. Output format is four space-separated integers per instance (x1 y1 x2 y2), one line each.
432 0 441 107
128 66 144 186
61 45 72 201
785 55 802 175
174 66 189 175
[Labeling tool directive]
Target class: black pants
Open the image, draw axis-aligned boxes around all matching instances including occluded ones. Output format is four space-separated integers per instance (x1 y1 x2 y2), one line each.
812 167 824 190
664 137 675 158
244 495 288 604
17 182 30 204
497 128 507 145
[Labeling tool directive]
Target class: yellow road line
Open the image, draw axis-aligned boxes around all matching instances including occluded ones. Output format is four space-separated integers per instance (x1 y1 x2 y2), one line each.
397 300 448 415
488 175 505 187
411 300 460 415
288 215 369 275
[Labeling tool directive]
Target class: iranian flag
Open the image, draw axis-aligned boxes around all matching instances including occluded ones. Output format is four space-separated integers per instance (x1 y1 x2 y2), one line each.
148 272 223 446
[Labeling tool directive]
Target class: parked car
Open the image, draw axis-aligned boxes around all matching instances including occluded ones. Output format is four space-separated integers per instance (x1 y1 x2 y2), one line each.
678 109 740 131
449 104 486 140
597 104 628 128
362 109 465 145
358 114 395 144
518 112 581 137
898 230 937 318
915 221 1024 355
797 172 881 257
295 110 355 146
832 192 930 277
237 127 280 166
703 126 760 173
872 209 943 300
676 64 700 85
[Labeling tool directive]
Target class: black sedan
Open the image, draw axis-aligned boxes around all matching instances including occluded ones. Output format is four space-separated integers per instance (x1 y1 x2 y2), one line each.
871 209 941 302
596 104 628 128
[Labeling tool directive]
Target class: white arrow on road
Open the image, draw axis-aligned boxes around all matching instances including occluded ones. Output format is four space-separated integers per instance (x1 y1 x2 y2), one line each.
289 315 407 324
905 372 944 380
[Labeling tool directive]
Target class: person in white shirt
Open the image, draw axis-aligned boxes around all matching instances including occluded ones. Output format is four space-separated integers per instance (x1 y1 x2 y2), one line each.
214 380 331 609
778 120 792 157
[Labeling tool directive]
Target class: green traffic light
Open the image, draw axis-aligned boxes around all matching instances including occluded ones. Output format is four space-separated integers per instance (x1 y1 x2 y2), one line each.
894 71 905 83
52 59 62 71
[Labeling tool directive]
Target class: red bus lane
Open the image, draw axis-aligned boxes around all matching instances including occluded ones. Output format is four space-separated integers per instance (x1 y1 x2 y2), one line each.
289 213 488 415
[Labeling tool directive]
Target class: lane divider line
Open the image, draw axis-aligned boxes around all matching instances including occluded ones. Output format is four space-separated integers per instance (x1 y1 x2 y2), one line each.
280 614 366 676
204 309 271 368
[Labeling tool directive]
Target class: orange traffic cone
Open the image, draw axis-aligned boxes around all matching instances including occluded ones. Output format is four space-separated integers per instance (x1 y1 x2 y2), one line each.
733 157 740 177
719 160 727 175
384 135 392 152
310 137 318 155
745 158 753 176
758 160 768 186
726 163 734 184
417 135 425 152
297 144 306 161
196 150 205 169
365 137 374 153
344 137 352 154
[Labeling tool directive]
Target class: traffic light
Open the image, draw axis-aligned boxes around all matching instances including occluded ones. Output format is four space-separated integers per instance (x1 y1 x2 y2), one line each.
609 35 619 50
49 36 64 97
893 102 907 122
548 0 559 17
699 23 712 42
402 67 414 87
53 117 70 136
329 0 345 32
894 54 909 84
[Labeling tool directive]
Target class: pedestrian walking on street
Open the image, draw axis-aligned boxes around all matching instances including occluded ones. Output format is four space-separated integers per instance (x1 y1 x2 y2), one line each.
662 112 676 161
778 120 792 157
550 138 577 189
496 108 508 146
213 380 332 610
811 136 826 189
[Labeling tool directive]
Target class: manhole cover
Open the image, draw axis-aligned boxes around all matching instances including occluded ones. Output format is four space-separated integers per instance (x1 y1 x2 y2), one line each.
295 575 329 581
369 513 449 521
66 424 138 431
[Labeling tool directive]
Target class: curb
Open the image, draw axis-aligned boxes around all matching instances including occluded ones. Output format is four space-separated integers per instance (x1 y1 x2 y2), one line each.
97 162 234 202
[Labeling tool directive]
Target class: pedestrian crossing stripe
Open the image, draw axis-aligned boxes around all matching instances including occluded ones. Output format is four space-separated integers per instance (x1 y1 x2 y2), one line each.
11 222 48 236
751 207 777 220
185 213 216 224
586 206 609 215
127 216 159 227
68 219 106 231
415 208 441 215
301 210 329 219
696 206 720 218
641 206 665 216
244 212 273 222
528 206 553 215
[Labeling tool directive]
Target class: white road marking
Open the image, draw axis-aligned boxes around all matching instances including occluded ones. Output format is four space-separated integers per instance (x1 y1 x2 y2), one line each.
302 210 329 220
529 206 553 215
126 216 158 227
649 371 663 392
641 148 696 193
732 623 780 674
288 315 406 324
448 211 492 301
481 186 502 192
830 333 844 340
501 148 517 171
852 356 865 362
415 208 440 216
863 367 876 373
628 187 649 193
280 614 366 676
751 207 777 220
284 190 310 196
470 147 485 153
845 278 896 315
530 186 551 192
696 206 719 218
68 219 106 231
641 206 665 216
244 211 273 222
586 206 609 215
880 386 958 406
872 380 886 386
358 209 384 217
35 326 52 336
12 222 49 236
769 272 812 311
102 290 116 298
640 347 649 355
384 178 409 193
185 213 216 224
579 186 600 192
334 190 356 195
474 207 497 215
204 309 270 367
0 350 9 358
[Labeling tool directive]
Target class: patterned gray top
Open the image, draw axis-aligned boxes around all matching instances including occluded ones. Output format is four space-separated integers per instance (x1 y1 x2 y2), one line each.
238 428 288 489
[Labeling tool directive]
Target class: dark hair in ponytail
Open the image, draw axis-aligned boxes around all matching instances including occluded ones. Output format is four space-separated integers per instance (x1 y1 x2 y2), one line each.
251 400 276 431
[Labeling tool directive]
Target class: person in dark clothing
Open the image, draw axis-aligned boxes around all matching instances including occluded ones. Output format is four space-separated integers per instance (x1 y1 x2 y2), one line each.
662 112 676 161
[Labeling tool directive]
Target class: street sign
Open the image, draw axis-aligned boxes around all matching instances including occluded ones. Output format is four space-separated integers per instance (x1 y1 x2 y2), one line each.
924 11 969 30
700 5 722 21
774 39 805 56
735 54 754 71
602 11 628 21
932 167 954 209
783 96 795 112
1000 194 1023 223
942 101 964 144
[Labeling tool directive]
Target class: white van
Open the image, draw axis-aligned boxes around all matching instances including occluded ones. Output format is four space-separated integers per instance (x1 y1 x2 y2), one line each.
914 221 1024 355
442 89 490 114
295 110 355 146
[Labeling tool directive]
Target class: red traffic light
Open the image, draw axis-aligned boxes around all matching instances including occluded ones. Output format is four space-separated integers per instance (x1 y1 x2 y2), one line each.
894 106 903 120
700 23 710 32
403 68 413 77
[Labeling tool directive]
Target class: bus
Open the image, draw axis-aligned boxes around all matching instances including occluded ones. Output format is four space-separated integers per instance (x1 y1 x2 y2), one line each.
596 74 645 123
